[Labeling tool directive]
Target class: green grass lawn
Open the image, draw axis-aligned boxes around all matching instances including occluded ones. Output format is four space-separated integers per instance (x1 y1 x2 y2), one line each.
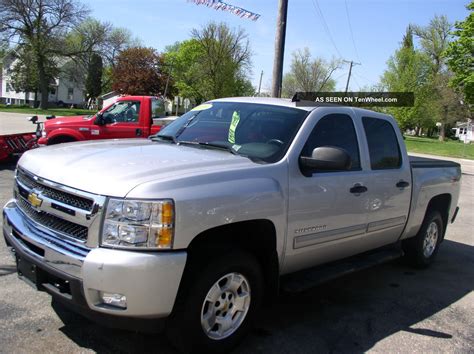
404 136 474 160
0 105 94 117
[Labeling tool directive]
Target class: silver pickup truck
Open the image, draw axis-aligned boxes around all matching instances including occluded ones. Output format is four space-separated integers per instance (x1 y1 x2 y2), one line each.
3 97 461 353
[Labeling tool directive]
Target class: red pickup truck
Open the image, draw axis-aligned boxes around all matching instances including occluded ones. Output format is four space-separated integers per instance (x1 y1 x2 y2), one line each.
0 116 42 163
38 96 169 145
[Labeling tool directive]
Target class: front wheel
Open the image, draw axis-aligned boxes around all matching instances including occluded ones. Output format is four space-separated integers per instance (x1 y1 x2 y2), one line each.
166 251 263 353
403 210 444 268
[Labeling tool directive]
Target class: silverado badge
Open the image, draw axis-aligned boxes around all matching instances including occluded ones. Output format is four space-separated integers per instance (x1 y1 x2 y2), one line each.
27 192 43 208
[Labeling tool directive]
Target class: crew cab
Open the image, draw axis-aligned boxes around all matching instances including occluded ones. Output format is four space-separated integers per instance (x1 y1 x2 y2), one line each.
38 96 169 145
3 97 461 353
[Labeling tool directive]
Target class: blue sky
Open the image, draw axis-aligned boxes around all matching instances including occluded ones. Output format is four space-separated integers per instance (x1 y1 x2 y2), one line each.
84 0 470 92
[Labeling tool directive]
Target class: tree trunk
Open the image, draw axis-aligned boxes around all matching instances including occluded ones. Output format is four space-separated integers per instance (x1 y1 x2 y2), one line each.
415 126 420 136
37 58 49 109
439 106 448 142
438 123 446 141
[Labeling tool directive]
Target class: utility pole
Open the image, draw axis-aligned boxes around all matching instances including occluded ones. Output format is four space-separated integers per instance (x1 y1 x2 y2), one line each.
271 0 289 98
257 70 263 95
343 60 361 93
163 59 174 98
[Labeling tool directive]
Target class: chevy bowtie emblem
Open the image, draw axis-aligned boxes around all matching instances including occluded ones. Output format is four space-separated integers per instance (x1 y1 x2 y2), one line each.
28 192 43 208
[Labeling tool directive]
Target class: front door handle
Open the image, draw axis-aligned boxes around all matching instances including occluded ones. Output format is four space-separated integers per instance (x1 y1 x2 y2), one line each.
135 128 142 137
396 180 410 188
350 184 368 194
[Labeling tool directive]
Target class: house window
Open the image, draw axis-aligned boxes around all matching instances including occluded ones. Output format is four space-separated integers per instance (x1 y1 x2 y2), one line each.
50 87 56 95
67 88 74 100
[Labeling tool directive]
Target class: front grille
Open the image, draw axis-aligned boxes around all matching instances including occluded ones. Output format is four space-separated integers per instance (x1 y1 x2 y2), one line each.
17 169 94 211
17 196 88 242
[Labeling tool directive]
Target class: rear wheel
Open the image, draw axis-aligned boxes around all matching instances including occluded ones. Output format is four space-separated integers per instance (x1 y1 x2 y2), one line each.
403 210 444 268
166 251 263 353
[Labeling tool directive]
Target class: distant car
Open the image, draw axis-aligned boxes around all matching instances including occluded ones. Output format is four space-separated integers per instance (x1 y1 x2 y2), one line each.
153 115 179 128
37 96 168 145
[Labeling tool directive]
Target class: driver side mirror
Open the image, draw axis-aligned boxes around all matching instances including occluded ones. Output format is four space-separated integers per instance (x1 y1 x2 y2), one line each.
299 146 351 175
95 113 106 126
28 115 38 124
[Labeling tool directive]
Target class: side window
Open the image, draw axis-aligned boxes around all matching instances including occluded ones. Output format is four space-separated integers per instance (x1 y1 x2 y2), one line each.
363 117 401 170
151 99 166 119
302 114 361 171
103 101 141 123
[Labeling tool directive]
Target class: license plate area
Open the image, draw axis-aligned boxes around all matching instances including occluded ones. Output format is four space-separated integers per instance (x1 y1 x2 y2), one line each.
15 255 72 298
16 255 38 288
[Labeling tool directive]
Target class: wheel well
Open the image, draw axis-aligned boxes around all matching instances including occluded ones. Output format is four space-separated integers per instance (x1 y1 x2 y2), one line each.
426 194 451 238
184 220 279 301
48 135 76 145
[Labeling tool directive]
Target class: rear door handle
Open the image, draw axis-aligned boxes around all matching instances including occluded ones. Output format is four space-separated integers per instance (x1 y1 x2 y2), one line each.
350 185 368 194
396 180 410 188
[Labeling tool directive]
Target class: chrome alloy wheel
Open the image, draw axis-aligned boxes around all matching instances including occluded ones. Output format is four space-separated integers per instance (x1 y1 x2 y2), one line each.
423 221 439 258
201 272 251 340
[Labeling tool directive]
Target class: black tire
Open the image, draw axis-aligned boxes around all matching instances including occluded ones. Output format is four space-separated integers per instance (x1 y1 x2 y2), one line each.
166 251 263 353
403 210 444 268
48 136 76 145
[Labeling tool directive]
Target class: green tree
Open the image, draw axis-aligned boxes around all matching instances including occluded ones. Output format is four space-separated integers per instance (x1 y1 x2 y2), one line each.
282 48 341 98
62 19 137 95
0 0 89 108
413 15 452 75
382 26 434 133
165 22 254 102
445 1 474 105
112 47 166 95
10 45 59 105
86 53 103 101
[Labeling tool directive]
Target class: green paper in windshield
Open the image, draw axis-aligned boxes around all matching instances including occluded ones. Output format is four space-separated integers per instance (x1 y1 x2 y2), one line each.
228 111 240 144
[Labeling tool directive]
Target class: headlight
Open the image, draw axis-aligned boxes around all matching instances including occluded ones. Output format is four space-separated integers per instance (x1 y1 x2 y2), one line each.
101 198 174 249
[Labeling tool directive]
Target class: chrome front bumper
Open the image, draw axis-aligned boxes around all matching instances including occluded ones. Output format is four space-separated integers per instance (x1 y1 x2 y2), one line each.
3 199 187 318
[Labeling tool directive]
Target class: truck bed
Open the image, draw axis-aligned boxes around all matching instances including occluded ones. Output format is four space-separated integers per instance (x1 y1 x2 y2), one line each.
409 155 461 169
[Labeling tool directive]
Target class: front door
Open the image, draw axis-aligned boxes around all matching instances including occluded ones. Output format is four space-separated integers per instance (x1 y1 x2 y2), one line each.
285 112 371 274
95 100 142 139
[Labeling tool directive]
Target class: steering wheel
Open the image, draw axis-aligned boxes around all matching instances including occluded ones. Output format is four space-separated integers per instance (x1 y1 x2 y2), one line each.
266 139 284 146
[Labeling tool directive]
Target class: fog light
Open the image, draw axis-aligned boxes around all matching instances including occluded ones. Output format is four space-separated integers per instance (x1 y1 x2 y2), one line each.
100 292 127 309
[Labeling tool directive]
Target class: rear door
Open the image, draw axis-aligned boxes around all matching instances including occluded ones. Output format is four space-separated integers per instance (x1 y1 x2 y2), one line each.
359 115 411 244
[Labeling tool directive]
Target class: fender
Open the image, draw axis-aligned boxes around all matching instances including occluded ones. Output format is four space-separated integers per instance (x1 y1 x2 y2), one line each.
46 128 84 143
125 163 289 264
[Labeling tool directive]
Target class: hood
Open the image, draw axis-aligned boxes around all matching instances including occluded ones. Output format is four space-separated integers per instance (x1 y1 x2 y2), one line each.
18 139 254 197
44 115 95 129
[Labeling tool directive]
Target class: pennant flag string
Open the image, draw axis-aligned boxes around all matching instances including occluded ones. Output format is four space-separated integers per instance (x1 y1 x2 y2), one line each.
188 0 261 21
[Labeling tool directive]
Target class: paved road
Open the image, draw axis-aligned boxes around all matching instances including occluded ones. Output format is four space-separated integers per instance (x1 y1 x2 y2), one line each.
0 159 472 353
0 112 47 135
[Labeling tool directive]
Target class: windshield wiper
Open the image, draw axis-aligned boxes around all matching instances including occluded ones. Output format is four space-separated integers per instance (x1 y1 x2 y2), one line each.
150 134 177 144
178 141 239 155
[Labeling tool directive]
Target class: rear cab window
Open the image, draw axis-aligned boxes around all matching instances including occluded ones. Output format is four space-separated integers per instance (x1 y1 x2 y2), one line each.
362 117 402 170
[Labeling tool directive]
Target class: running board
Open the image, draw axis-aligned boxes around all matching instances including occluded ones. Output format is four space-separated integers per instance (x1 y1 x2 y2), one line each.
281 246 404 293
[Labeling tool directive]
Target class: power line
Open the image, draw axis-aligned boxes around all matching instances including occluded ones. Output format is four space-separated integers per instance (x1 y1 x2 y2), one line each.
344 0 361 63
310 0 343 59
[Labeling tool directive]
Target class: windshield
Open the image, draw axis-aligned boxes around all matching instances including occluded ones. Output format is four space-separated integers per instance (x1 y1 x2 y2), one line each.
155 102 308 163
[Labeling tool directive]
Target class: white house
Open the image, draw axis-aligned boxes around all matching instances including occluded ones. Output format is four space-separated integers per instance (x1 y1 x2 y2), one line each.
0 52 85 107
453 120 474 144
